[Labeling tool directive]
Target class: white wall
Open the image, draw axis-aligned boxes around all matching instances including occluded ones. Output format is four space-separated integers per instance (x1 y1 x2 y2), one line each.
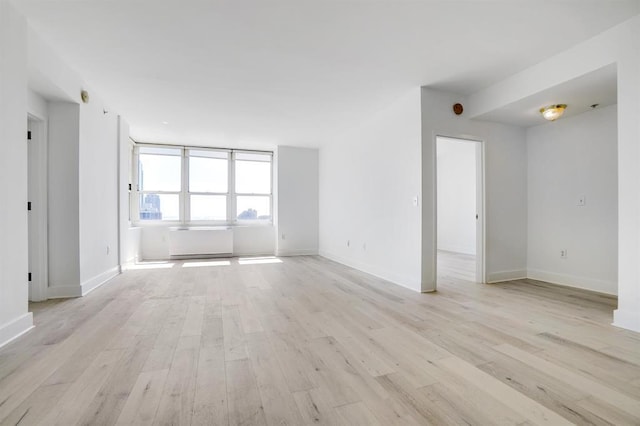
234 226 276 256
437 137 477 255
28 89 48 119
28 25 124 298
527 105 618 294
47 102 81 297
422 88 528 289
276 146 319 256
78 91 120 293
124 227 141 263
319 89 423 291
49 97 121 296
0 0 33 347
467 15 640 332
140 226 276 260
28 25 83 102
139 227 170 260
118 117 140 264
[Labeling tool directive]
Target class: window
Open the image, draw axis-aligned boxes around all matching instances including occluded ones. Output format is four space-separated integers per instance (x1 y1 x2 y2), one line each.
235 152 272 221
137 146 182 221
132 145 272 224
188 150 228 221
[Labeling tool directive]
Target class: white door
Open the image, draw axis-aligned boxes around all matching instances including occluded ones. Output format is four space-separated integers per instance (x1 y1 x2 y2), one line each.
27 117 48 301
27 119 36 300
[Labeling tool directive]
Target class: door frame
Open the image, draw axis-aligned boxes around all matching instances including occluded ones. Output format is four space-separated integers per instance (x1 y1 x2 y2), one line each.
27 114 49 301
435 135 486 284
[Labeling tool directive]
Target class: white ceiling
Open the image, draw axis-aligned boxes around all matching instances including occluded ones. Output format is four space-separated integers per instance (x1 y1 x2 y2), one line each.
16 1 639 149
476 63 618 128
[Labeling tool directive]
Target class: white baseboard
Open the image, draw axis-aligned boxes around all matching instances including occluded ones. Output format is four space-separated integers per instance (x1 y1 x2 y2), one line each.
49 266 120 299
140 252 276 262
81 266 120 296
527 268 616 296
437 245 476 256
0 312 34 349
613 309 640 333
276 248 318 257
48 285 83 299
487 269 527 283
234 251 276 257
319 249 421 292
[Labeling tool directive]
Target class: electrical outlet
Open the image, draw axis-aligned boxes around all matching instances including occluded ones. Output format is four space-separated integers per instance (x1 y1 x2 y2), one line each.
560 249 567 259
347 240 350 247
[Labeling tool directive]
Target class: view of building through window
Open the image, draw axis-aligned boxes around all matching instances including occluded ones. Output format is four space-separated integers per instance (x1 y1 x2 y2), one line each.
235 152 271 220
135 146 272 223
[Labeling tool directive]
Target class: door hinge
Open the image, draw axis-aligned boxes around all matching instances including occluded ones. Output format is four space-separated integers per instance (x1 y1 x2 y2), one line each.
28 272 32 282
128 183 132 191
27 201 32 211
27 131 32 140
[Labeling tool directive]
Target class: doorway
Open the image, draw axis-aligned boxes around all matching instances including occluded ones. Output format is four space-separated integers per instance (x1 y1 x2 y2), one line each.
27 116 48 301
436 136 484 283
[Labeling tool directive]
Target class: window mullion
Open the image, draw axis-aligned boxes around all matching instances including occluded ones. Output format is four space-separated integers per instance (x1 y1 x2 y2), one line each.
229 151 235 224
182 147 189 224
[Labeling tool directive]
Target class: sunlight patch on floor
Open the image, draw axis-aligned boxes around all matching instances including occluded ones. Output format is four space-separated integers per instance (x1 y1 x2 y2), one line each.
238 256 283 265
182 260 231 268
127 261 176 270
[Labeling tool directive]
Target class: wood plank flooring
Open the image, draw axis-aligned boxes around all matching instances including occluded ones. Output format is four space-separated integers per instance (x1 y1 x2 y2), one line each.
1 255 639 425
438 250 476 282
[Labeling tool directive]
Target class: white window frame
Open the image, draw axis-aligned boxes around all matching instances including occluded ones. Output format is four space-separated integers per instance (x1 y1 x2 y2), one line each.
132 143 273 226
233 150 274 225
132 145 184 225
186 147 231 225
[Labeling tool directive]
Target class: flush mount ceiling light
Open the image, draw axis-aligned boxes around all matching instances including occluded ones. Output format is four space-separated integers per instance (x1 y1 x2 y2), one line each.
539 104 567 121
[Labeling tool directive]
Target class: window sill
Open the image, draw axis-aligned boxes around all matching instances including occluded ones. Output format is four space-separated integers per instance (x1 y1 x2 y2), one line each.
132 222 274 228
169 226 231 231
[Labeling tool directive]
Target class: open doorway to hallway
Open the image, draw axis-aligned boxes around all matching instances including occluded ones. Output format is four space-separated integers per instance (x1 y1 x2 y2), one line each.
436 136 484 283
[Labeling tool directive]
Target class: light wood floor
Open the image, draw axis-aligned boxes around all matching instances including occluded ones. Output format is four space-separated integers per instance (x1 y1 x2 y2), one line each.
437 250 476 282
1 256 639 425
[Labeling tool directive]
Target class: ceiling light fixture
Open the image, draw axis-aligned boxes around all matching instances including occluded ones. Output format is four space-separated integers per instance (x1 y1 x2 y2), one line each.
539 104 567 121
